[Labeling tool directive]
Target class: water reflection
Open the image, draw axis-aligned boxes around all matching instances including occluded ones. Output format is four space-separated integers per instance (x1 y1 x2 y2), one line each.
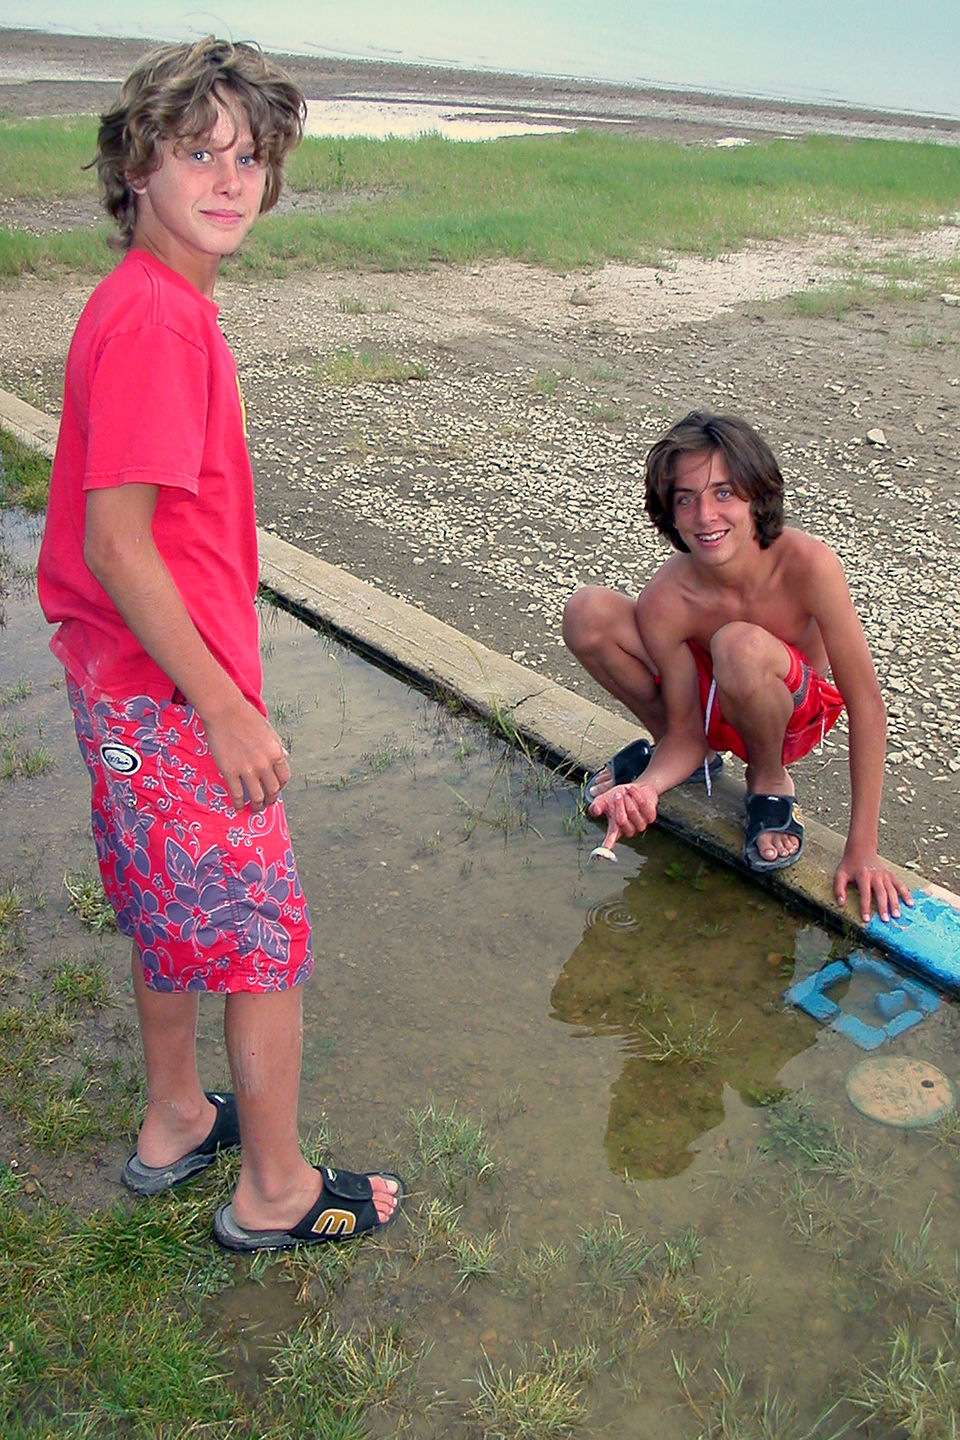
551 853 816 1178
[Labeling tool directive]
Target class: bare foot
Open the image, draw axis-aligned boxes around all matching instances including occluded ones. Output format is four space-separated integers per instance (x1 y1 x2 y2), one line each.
231 1166 401 1234
136 1093 217 1168
743 770 801 866
752 822 801 864
367 1173 402 1224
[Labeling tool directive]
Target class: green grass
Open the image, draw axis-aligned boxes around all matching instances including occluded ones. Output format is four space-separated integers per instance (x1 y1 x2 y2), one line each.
850 1325 960 1438
0 429 52 513
62 871 117 935
0 720 52 781
267 130 960 271
0 115 98 198
466 1344 594 1438
0 1177 243 1435
406 1098 498 1195
2 118 960 277
316 346 429 386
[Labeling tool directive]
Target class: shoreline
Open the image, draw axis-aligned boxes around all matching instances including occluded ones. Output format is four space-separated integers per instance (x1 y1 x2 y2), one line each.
2 26 959 144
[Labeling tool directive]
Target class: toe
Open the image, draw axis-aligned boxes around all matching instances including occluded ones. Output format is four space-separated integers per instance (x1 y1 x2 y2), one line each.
370 1175 400 1224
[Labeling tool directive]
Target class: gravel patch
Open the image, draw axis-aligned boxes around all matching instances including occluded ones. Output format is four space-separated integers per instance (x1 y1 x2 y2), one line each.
1 29 958 894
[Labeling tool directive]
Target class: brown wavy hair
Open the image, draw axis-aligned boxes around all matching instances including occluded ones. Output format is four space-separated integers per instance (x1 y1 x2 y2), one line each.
644 410 784 552
95 37 306 248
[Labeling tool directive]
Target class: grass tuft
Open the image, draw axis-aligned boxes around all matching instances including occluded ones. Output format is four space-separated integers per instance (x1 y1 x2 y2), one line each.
62 871 117 935
0 429 52 512
466 1344 593 1438
406 1098 498 1194
315 346 428 386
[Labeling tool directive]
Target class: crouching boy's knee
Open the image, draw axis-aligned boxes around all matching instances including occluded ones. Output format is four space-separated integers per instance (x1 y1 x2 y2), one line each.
562 585 622 657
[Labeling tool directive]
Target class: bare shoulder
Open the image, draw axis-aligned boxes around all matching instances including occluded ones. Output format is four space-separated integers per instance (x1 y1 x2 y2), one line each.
777 527 847 588
636 555 692 626
635 555 705 665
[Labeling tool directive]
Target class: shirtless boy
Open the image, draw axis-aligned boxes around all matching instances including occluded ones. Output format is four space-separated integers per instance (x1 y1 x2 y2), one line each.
38 38 401 1249
562 410 912 924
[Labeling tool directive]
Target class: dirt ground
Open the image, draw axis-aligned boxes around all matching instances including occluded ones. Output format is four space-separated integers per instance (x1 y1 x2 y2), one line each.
2 29 959 897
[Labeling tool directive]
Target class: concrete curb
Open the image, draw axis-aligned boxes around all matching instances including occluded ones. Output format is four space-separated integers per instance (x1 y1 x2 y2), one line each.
4 385 959 993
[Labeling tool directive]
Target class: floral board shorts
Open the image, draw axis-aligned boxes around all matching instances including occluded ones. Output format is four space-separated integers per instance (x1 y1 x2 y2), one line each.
67 678 313 994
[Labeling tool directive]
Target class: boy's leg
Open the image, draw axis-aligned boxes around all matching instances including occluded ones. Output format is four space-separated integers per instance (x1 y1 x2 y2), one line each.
710 622 798 862
562 585 665 732
223 985 398 1232
131 945 217 1165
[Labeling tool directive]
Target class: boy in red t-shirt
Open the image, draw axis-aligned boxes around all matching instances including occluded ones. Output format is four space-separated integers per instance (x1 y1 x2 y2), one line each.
38 37 401 1250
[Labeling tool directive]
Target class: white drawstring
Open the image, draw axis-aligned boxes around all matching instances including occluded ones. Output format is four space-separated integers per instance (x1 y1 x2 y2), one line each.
703 678 718 796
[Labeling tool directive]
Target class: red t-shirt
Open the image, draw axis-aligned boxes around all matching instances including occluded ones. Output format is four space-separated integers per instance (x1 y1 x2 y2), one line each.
38 249 263 710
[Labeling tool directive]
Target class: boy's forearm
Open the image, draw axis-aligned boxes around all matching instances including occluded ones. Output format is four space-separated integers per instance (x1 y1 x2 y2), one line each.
642 731 707 795
844 701 887 852
84 501 242 718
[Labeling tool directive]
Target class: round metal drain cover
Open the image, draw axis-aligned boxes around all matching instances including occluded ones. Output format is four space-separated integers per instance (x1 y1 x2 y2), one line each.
846 1057 957 1128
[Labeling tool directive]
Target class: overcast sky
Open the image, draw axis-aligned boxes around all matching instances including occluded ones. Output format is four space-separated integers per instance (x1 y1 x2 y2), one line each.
3 1 958 117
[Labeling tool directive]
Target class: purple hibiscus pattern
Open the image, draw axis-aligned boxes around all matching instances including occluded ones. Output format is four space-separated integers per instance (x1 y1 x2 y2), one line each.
67 682 313 992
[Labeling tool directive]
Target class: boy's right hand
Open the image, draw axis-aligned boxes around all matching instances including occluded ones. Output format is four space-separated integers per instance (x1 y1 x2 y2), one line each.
589 782 659 849
203 698 291 811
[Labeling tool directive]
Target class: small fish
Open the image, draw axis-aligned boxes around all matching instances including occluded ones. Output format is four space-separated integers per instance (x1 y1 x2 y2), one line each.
590 845 617 863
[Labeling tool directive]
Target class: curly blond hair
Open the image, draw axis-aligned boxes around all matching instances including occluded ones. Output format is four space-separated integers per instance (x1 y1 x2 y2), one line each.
95 36 305 248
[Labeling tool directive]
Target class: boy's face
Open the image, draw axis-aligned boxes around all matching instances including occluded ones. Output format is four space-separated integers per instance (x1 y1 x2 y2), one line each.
130 95 266 294
671 448 755 562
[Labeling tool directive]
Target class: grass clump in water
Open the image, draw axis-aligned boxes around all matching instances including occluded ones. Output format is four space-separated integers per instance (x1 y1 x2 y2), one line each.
270 1315 419 1423
0 429 51 513
636 1009 732 1067
407 1098 498 1195
466 1342 595 1438
575 1214 656 1296
850 1324 960 1439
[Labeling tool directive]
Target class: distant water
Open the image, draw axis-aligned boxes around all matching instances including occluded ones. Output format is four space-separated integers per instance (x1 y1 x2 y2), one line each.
2 0 959 120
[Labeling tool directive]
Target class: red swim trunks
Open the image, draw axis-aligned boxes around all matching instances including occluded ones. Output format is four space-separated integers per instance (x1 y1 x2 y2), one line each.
67 679 313 994
687 640 844 766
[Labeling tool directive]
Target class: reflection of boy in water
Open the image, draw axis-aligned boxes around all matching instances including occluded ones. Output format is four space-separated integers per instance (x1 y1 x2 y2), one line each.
548 867 807 1179
563 411 912 924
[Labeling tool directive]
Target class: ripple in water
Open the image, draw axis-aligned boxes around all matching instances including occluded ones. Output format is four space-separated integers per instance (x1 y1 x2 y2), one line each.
585 899 639 931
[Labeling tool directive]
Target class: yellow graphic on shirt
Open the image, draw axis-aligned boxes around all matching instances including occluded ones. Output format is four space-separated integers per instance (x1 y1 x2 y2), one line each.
236 376 247 437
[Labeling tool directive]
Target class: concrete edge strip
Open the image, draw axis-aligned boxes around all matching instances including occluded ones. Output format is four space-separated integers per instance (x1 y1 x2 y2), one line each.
3 385 958 992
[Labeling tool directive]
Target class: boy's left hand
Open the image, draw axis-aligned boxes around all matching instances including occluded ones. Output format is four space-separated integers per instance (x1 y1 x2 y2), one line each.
834 848 914 924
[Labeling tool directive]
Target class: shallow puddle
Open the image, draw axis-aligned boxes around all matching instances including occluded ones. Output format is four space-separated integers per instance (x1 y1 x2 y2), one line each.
4 507 960 1439
250 595 818 1190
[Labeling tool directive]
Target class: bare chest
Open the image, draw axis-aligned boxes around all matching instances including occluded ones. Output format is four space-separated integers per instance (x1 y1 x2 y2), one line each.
682 576 827 668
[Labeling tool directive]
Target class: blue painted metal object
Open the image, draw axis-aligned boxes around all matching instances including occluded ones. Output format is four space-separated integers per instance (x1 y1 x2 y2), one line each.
784 949 940 1050
866 892 960 997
